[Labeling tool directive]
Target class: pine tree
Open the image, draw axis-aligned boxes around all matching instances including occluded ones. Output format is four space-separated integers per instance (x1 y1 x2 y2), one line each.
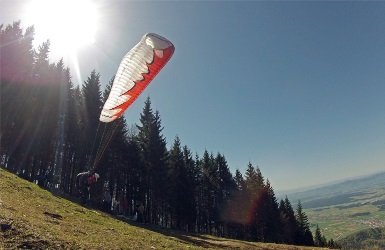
136 97 168 224
0 22 36 173
225 169 247 239
244 162 265 241
263 180 280 243
3 34 67 183
295 200 314 246
52 60 73 189
0 22 35 167
167 136 197 230
314 224 326 247
0 21 81 190
168 135 185 228
327 238 340 249
278 197 297 244
124 126 144 215
244 162 258 197
81 70 103 170
63 83 85 194
182 145 198 232
29 43 58 181
0 21 34 83
215 153 236 237
204 150 219 234
194 152 204 232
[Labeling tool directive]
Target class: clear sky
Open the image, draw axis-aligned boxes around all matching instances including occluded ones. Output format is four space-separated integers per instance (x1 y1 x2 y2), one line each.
1 1 385 192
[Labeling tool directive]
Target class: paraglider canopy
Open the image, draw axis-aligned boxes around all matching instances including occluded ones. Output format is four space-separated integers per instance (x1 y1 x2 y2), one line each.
100 33 175 123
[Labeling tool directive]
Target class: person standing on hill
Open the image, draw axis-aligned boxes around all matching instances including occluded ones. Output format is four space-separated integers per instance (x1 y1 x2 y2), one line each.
136 202 144 223
76 172 100 204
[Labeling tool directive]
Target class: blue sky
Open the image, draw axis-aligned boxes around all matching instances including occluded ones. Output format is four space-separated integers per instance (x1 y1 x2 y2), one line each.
1 1 385 192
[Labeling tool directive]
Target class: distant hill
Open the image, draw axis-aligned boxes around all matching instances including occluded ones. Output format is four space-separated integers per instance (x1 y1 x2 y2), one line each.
0 168 326 250
278 171 385 209
338 227 385 250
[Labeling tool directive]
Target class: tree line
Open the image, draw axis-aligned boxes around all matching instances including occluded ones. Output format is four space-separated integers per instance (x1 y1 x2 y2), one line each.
1 21 339 248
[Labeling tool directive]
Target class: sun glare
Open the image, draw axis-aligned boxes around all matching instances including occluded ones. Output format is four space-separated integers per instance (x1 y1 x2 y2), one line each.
24 0 99 54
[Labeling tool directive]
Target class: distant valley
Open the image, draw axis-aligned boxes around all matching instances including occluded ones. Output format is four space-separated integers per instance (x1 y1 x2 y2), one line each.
278 171 385 209
278 171 385 240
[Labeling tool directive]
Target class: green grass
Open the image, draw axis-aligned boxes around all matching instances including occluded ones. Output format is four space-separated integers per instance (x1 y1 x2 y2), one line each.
0 168 328 250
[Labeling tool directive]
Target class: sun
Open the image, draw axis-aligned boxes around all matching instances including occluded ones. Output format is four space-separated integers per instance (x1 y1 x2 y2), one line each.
24 0 99 54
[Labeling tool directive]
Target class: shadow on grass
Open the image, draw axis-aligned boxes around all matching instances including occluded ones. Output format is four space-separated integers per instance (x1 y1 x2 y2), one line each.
115 218 262 249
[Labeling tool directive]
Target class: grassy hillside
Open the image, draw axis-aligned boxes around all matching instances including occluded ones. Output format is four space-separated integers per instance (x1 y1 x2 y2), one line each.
0 168 327 250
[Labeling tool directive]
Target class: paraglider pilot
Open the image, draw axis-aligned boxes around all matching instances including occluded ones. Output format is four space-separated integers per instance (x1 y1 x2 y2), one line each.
76 172 100 205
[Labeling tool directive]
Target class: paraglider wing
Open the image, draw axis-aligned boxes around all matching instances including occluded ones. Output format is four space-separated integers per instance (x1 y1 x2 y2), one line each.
100 33 175 123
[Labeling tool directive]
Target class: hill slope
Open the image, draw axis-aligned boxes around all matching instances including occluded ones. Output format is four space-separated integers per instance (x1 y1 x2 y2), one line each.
338 227 385 249
0 168 326 250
